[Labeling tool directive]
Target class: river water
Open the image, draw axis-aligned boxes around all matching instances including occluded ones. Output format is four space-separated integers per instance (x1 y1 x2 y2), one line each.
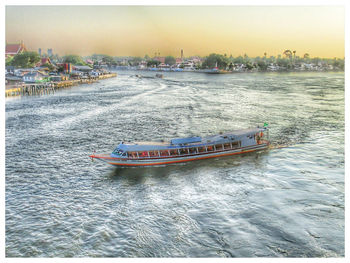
5 71 344 257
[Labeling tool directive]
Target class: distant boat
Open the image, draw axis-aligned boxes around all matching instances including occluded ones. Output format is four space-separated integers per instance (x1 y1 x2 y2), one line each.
203 66 220 74
203 62 231 74
89 125 270 167
203 67 230 74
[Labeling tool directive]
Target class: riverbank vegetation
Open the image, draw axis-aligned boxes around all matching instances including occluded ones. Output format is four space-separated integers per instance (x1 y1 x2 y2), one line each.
6 50 344 73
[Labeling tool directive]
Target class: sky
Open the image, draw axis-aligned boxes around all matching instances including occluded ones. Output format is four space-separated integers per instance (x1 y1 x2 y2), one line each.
5 5 345 58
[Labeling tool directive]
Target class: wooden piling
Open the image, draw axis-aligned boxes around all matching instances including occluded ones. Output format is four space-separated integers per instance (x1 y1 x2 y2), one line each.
5 73 117 97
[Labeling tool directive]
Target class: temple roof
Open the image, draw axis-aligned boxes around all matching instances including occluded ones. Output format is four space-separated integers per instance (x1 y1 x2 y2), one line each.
5 42 27 55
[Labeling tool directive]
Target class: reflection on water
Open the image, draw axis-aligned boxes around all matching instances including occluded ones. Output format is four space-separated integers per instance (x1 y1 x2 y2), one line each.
5 71 344 257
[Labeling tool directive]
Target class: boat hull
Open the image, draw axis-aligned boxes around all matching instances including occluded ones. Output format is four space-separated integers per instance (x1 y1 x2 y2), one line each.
90 143 268 167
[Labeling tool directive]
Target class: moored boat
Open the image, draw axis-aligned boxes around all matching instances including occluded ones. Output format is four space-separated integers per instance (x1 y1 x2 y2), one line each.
203 67 220 74
89 124 270 167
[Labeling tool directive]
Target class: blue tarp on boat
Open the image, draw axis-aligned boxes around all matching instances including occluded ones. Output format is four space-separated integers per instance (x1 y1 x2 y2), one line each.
171 136 202 145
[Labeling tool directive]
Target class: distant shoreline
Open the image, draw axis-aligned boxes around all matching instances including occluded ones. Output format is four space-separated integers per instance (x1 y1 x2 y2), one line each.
111 67 344 74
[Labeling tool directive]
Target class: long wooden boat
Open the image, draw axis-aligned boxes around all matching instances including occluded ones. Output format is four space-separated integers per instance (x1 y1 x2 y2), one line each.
89 125 269 167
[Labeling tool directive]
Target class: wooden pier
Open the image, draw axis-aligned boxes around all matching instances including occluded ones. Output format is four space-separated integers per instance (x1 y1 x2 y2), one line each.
5 73 117 97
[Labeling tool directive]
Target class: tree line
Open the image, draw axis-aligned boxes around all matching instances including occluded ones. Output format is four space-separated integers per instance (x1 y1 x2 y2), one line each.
201 52 344 71
6 50 344 71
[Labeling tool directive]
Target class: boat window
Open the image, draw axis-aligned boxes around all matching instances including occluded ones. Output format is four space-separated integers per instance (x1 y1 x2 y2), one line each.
232 141 239 149
170 149 178 156
224 143 231 149
198 147 206 153
112 148 122 155
139 151 148 158
149 151 158 157
189 147 197 154
179 148 187 155
128 152 137 158
207 145 214 152
215 144 223 151
160 150 169 156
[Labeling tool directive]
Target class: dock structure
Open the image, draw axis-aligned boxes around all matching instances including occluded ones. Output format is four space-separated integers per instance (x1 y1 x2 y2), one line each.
5 73 117 97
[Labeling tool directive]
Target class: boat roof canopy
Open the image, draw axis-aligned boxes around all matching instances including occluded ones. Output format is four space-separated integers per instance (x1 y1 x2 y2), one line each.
117 142 170 152
171 136 201 145
228 127 265 136
115 127 267 152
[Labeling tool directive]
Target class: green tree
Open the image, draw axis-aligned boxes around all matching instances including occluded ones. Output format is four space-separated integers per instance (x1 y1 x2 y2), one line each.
42 63 55 71
202 53 229 69
63 55 86 65
246 62 254 70
332 58 344 70
130 57 142 66
257 60 268 71
50 54 61 63
91 54 100 62
233 56 244 64
57 64 65 73
10 51 41 68
5 56 14 66
267 56 276 64
228 62 234 71
165 56 176 66
102 55 116 65
147 60 160 67
283 50 292 59
311 57 321 65
277 57 290 69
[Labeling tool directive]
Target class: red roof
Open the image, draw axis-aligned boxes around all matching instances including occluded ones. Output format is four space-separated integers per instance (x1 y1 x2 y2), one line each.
36 57 52 67
41 58 51 64
154 57 165 63
5 43 27 56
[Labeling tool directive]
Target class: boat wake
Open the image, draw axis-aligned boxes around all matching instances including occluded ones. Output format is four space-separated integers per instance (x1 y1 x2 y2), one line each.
268 144 289 150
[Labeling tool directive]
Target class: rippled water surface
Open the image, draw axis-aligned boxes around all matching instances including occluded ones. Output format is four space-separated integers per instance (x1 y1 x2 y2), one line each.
5 71 344 257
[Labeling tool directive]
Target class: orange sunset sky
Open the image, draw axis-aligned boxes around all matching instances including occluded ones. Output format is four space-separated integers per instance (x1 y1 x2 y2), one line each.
5 5 345 58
